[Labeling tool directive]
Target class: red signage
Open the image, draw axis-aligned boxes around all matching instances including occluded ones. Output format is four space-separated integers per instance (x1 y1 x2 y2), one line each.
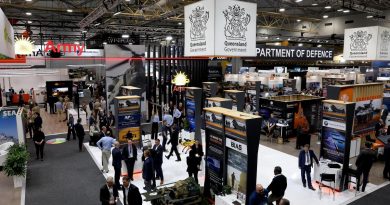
44 40 85 56
0 55 27 63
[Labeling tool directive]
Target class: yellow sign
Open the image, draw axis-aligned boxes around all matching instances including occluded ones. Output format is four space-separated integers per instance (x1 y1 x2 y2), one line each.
172 71 190 86
14 36 34 55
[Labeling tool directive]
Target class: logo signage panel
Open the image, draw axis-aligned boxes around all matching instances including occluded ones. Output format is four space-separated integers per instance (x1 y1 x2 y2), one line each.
343 26 390 61
0 8 15 59
322 119 346 131
256 45 334 60
225 138 247 155
184 0 257 57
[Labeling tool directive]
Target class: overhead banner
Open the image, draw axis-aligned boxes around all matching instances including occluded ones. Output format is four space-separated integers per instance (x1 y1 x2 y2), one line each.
343 26 390 60
256 45 334 60
0 8 15 59
184 0 257 57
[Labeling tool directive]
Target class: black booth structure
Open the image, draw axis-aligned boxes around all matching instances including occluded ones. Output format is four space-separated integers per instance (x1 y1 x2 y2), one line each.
224 90 245 112
203 107 261 204
318 100 355 191
244 81 261 114
205 97 233 109
259 95 323 144
203 82 218 108
185 87 202 141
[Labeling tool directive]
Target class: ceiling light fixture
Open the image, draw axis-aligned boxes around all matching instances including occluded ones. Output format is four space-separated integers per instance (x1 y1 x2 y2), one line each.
295 0 303 2
298 43 303 47
275 42 281 46
166 36 173 41
343 9 350 13
276 37 280 40
317 44 322 47
312 3 318 6
297 19 301 22
279 8 285 12
287 38 291 41
26 12 32 15
82 30 87 33
27 21 32 24
337 9 343 12
67 9 73 13
122 34 130 38
178 22 182 25
325 6 331 9
26 0 32 2
367 15 374 18
74 42 80 45
323 15 329 18
309 39 312 42
94 23 101 26
103 42 107 45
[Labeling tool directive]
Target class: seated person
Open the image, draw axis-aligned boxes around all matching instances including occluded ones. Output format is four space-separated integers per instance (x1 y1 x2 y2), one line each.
375 120 385 137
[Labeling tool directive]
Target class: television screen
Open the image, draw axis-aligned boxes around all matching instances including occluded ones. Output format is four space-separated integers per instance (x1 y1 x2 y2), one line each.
52 87 69 97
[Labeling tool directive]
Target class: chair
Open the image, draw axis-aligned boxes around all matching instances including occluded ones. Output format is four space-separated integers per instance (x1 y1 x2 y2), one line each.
319 173 336 200
347 168 360 196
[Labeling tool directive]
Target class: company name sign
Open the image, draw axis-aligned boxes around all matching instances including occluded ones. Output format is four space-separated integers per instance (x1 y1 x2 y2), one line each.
256 45 334 60
343 26 390 61
184 0 257 57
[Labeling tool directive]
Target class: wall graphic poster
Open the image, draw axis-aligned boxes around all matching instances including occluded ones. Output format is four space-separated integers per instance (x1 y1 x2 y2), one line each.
206 100 221 108
205 111 223 130
227 148 248 196
0 107 19 145
322 127 346 163
117 98 141 143
186 99 196 132
206 133 224 193
354 98 382 133
225 116 246 137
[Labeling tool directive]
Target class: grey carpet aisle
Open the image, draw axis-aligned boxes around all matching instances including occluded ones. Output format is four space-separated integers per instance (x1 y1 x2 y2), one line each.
26 133 107 205
348 184 390 205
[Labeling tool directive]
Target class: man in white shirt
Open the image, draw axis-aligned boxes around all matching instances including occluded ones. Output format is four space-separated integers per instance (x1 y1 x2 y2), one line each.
173 105 182 126
162 111 173 151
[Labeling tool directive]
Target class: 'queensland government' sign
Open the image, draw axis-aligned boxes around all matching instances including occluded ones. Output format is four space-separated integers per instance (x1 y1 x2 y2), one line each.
256 45 334 60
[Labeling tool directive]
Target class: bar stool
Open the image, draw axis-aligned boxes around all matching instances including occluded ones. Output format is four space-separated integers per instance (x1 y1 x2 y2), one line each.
319 173 336 200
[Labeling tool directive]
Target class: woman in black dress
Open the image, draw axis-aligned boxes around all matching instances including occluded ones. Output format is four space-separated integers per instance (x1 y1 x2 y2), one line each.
187 150 200 183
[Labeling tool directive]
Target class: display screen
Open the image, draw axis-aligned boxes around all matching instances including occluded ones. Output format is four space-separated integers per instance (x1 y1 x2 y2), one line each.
52 87 69 97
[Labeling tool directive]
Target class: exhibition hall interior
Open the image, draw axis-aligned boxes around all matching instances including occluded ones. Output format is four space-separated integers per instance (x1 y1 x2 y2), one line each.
2 0 390 205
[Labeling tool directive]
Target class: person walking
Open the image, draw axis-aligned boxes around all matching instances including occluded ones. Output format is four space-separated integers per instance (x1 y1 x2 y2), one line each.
33 112 43 131
100 176 119 205
66 114 76 141
107 111 115 129
248 184 268 205
162 111 173 151
55 100 63 122
298 144 319 190
122 176 142 205
112 141 122 190
267 166 287 205
173 105 181 128
187 150 200 183
152 139 164 185
33 128 45 161
142 149 154 192
356 142 376 192
383 138 390 180
165 124 181 161
151 110 159 140
27 110 35 138
74 118 85 152
97 135 116 173
122 139 137 181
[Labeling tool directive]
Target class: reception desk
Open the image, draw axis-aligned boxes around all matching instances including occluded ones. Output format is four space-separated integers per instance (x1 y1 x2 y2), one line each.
313 159 345 191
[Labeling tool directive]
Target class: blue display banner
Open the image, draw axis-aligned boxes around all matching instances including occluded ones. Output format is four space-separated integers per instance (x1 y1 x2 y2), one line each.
186 99 196 132
0 107 19 145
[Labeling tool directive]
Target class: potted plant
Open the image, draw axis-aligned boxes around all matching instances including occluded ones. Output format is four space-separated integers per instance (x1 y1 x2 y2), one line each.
2 144 29 188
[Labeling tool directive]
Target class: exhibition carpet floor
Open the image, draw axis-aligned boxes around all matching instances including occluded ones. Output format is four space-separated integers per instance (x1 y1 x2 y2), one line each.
347 183 390 205
25 133 107 205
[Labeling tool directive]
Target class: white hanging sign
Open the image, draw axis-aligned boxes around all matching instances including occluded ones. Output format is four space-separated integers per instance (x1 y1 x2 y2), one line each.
184 0 257 57
0 8 15 59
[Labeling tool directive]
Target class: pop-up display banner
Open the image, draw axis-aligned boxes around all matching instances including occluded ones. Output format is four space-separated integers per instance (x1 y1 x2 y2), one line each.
186 87 202 141
0 8 15 59
343 26 390 61
0 107 22 145
114 96 141 144
184 0 257 57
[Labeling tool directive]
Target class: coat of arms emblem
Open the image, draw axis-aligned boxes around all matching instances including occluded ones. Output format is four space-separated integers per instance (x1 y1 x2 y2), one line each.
189 6 209 41
223 5 251 41
380 30 390 51
349 30 372 51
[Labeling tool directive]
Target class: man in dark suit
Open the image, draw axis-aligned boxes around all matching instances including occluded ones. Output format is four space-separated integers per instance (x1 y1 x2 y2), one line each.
191 140 204 169
100 176 119 205
381 105 389 125
165 124 181 161
122 176 142 205
142 149 154 192
74 118 85 152
356 142 376 192
112 142 122 190
33 112 43 131
298 144 319 190
122 139 137 181
153 138 164 185
383 138 390 180
267 166 287 205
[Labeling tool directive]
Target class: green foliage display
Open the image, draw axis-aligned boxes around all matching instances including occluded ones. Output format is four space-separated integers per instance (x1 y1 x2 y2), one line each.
3 144 29 177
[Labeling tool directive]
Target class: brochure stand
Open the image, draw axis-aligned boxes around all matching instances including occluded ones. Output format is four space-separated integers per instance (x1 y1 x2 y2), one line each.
205 97 233 109
204 107 261 204
185 87 202 141
224 90 245 112
114 96 141 144
318 100 355 191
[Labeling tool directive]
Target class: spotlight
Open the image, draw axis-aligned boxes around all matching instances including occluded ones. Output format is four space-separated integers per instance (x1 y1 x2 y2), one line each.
343 10 350 13
67 9 73 13
323 15 329 19
279 8 285 12
26 12 32 15
325 6 331 9
298 43 303 47
297 19 301 22
122 34 130 38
